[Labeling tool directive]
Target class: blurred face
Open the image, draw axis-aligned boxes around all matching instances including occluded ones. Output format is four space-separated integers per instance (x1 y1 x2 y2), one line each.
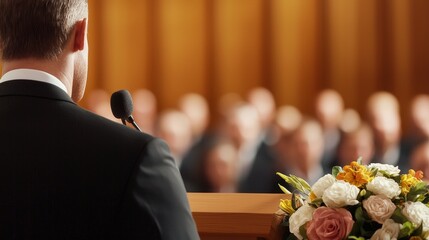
227 105 261 146
205 144 237 191
370 111 401 145
247 88 275 128
292 122 324 171
338 131 374 165
157 112 193 158
411 96 429 137
367 92 401 147
180 94 209 136
315 91 344 130
133 90 157 134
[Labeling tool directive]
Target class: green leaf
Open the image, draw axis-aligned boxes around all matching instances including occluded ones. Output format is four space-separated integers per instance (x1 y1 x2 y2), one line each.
369 168 378 177
299 224 308 240
355 207 365 222
309 198 323 207
356 156 363 164
407 182 429 201
398 221 414 239
348 236 365 240
285 233 298 240
291 193 304 210
278 184 292 195
412 222 423 237
332 166 342 177
391 208 408 224
276 173 311 194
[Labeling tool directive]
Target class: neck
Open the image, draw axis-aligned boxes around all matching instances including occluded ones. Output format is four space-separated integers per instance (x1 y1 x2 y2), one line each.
2 57 73 96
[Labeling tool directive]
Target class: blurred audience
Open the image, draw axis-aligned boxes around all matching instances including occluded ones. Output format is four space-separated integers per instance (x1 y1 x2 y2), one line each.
405 94 429 153
272 105 303 172
156 109 193 167
224 103 278 192
315 89 344 173
178 93 214 192
132 89 157 135
366 91 410 171
200 139 238 192
340 108 362 133
336 123 375 166
86 89 118 122
247 87 277 144
285 118 325 185
410 141 429 182
84 87 426 192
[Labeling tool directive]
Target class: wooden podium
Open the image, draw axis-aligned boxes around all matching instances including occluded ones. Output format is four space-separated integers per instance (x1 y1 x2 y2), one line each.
188 193 285 240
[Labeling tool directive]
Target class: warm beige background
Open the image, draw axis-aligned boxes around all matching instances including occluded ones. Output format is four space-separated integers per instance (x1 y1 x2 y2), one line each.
2 0 429 128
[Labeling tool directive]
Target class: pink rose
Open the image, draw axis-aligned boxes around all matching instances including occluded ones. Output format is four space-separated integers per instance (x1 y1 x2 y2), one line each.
362 195 396 224
306 207 354 240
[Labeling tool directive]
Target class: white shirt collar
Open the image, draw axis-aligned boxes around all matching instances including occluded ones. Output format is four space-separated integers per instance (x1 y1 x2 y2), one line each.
0 69 68 94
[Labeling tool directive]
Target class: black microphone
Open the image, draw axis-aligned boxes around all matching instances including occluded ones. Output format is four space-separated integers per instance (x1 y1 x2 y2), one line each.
110 90 141 132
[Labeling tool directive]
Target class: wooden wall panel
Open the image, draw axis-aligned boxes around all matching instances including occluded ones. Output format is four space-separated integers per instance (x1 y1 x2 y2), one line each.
356 0 378 114
391 0 412 114
99 0 150 92
327 0 360 110
411 0 429 95
270 0 305 108
212 0 264 98
298 0 321 114
157 0 208 109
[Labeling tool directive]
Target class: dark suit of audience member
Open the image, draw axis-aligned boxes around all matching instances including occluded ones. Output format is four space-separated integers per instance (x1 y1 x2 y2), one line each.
0 1 198 239
180 133 215 192
237 141 280 193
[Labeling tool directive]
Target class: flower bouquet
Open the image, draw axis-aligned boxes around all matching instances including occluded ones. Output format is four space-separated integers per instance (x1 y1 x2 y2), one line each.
277 159 429 240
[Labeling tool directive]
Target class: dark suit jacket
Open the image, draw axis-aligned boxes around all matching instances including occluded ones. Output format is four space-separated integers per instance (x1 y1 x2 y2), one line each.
237 141 280 193
0 80 199 240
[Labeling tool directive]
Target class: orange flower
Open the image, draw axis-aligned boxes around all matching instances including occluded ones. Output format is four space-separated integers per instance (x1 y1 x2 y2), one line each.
336 161 373 188
400 169 423 194
409 237 423 240
415 170 424 180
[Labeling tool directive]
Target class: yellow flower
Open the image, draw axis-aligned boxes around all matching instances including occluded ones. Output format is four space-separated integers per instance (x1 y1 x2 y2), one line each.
279 199 295 215
400 169 424 195
309 191 317 202
336 161 373 188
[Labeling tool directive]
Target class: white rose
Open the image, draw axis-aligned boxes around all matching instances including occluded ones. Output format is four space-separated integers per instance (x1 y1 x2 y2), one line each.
289 204 315 240
363 195 396 224
311 174 336 198
367 176 401 199
402 201 429 232
370 219 400 240
368 163 401 176
322 181 359 208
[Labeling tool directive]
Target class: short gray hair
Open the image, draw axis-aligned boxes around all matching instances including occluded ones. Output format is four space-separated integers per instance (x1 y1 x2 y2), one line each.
0 0 88 60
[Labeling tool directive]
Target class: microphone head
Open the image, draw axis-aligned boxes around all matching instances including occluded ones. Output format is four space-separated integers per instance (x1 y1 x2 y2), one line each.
110 90 133 119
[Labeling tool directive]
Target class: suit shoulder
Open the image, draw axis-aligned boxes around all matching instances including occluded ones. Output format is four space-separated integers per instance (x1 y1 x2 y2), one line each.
67 104 156 143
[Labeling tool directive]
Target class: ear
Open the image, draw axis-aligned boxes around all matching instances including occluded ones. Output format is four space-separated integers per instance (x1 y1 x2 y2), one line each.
73 18 87 52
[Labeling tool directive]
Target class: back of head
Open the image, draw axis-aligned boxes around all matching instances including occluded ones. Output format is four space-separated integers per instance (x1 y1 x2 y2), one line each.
0 0 88 60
